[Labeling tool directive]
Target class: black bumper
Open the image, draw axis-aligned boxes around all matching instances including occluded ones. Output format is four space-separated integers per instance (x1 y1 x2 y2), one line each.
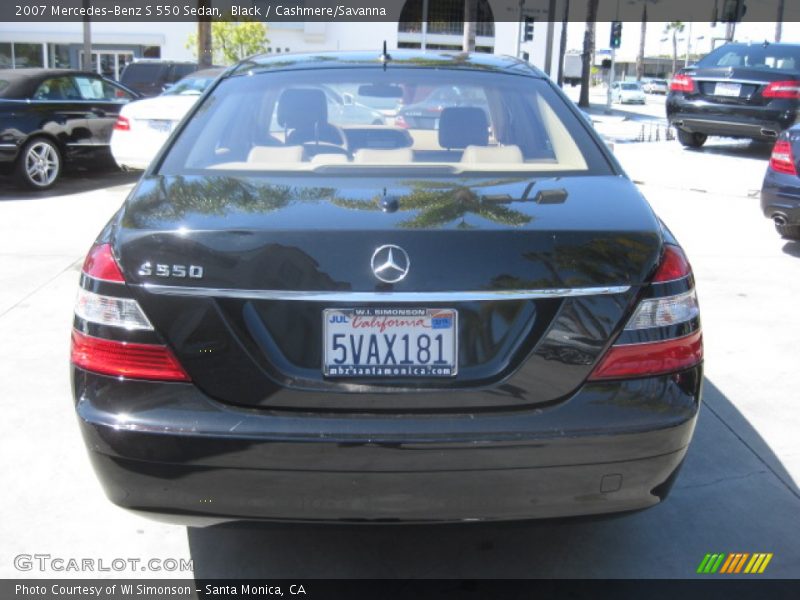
73 366 703 524
667 96 798 141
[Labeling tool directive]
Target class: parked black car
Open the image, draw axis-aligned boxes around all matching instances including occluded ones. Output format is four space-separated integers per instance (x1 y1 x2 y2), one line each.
0 69 139 189
761 124 800 240
667 42 800 148
119 60 200 98
71 51 703 524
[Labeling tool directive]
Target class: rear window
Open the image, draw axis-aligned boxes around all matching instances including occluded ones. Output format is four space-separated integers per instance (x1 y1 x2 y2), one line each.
698 44 800 71
121 63 166 84
621 83 641 90
158 67 610 176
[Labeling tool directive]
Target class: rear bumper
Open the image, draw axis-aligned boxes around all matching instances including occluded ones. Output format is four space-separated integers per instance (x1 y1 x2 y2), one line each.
667 96 798 140
73 366 703 524
761 169 800 225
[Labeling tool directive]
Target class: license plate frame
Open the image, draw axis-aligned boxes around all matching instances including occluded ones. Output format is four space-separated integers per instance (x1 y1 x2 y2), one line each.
147 119 174 133
714 82 741 97
322 307 458 378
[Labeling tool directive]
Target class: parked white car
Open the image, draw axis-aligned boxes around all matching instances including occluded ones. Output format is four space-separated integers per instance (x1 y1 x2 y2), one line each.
110 68 223 170
611 81 646 105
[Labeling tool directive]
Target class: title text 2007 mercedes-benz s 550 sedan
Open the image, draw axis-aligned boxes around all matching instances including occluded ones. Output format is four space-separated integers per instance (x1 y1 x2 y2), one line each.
70 51 703 524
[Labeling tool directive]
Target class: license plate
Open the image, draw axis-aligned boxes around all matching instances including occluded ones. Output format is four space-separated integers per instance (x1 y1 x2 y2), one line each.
714 82 741 97
323 308 457 378
147 119 174 132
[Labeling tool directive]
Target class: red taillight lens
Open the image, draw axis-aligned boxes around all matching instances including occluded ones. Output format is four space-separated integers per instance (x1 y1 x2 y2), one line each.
653 245 691 283
670 74 695 93
82 243 125 283
589 331 703 380
763 81 800 100
394 114 409 129
71 330 190 382
114 116 130 131
769 140 798 175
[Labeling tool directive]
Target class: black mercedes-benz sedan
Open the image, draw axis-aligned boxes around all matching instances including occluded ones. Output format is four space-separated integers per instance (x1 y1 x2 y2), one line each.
0 69 139 189
667 42 800 148
71 51 703 524
761 124 800 240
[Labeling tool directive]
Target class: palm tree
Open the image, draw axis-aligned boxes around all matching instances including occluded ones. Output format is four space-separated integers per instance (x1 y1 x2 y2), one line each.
664 21 685 78
776 0 785 42
578 0 599 108
556 0 570 86
197 0 212 68
635 1 660 81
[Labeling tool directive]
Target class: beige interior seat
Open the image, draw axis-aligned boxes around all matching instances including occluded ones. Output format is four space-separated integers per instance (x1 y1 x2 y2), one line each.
247 145 304 163
310 153 350 165
461 145 523 164
353 148 413 164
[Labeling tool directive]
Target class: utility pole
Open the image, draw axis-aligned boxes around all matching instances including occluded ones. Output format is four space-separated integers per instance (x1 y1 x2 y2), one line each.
556 0 570 86
515 0 525 59
82 0 91 72
198 0 213 68
544 0 556 76
776 0 785 42
462 0 477 52
685 21 693 67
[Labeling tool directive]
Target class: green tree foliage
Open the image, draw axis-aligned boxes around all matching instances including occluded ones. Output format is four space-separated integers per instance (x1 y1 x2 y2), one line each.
187 20 269 65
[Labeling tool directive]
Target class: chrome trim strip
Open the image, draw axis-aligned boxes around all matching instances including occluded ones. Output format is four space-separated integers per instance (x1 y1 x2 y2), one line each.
140 283 631 302
692 78 767 86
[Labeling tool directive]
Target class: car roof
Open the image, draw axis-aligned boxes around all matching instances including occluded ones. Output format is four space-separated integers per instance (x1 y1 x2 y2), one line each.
0 68 104 98
229 50 545 79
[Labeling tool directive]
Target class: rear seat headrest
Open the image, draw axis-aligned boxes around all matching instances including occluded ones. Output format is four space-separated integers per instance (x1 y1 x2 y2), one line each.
438 107 489 149
277 88 328 129
248 145 304 163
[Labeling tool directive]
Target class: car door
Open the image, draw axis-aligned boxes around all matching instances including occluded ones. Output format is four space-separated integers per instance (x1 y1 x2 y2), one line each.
72 75 135 146
29 75 91 147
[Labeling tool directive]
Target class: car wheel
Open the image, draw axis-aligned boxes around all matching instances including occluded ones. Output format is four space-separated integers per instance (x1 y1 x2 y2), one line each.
16 137 62 190
676 129 707 148
775 223 800 240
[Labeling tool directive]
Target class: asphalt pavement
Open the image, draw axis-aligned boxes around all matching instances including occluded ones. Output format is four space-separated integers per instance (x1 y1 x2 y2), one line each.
1 136 798 579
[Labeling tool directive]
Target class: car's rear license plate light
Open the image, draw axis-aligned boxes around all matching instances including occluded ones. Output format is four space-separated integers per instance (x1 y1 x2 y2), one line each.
322 308 458 378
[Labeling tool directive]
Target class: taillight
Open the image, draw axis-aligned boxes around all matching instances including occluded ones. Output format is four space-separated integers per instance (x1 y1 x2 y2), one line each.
769 140 798 175
763 81 800 100
82 243 125 282
394 114 409 129
589 245 703 380
670 74 695 93
72 243 190 382
114 116 130 131
71 331 190 382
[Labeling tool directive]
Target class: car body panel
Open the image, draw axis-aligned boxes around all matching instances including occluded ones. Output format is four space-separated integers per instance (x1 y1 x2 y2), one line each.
761 124 800 225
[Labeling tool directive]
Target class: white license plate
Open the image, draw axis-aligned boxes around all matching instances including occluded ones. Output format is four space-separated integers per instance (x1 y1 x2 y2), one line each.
323 308 457 378
714 82 741 97
147 119 174 132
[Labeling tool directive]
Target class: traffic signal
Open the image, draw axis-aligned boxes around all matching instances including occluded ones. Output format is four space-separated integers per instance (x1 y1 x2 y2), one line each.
610 21 623 49
721 0 747 22
523 16 534 42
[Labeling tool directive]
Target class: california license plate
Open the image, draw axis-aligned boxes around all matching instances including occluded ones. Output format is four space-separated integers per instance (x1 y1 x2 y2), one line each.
323 308 457 378
714 82 741 97
147 119 174 132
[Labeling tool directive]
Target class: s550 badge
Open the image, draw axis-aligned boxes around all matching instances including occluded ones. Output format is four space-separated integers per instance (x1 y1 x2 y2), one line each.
138 262 204 279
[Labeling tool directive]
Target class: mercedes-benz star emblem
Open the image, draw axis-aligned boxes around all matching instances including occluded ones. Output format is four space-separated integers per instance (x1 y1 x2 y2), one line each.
370 245 410 284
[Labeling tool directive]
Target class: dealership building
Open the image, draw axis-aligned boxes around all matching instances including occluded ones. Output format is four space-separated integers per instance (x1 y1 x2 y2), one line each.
0 0 563 80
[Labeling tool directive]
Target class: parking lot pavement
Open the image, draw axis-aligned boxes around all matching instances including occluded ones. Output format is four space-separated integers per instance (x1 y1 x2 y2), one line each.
1 142 798 579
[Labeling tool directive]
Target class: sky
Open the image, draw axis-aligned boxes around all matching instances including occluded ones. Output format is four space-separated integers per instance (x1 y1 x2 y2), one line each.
565 21 800 60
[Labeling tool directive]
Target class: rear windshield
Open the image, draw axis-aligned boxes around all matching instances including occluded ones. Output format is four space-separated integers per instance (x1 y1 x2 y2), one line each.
621 83 641 90
697 44 800 71
158 67 610 176
121 64 166 84
163 73 218 96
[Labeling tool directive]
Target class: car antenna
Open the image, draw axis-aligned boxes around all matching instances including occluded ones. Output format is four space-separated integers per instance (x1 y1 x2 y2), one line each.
380 41 392 71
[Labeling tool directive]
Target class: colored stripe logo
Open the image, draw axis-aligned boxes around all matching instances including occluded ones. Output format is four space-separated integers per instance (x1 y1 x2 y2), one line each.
697 553 773 574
